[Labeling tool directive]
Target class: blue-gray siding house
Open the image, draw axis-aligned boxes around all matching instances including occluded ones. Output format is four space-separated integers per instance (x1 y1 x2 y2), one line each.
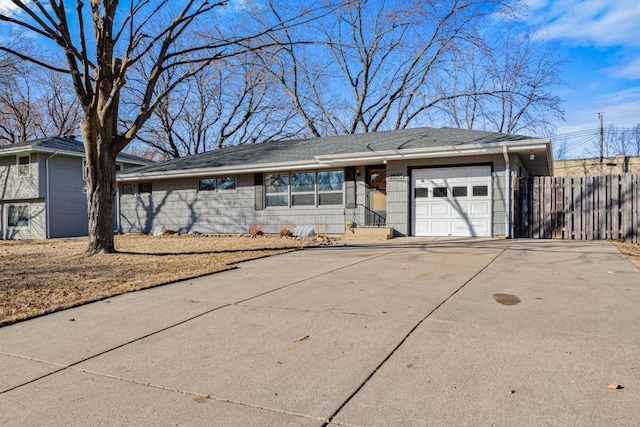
0 137 150 239
116 127 552 238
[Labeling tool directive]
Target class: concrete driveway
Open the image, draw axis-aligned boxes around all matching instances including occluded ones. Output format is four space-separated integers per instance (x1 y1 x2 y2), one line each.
1 238 639 426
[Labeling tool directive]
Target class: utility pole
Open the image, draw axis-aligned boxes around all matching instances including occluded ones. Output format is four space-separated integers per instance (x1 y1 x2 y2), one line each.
599 112 604 176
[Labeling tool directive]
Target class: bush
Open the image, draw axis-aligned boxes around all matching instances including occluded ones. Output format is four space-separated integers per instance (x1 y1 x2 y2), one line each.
248 221 264 237
280 220 295 237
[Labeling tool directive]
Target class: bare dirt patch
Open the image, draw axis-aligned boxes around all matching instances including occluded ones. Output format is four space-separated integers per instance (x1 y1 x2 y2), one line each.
1 234 321 327
612 240 640 270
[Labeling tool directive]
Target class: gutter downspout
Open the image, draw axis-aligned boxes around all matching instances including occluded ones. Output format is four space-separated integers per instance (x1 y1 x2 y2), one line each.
502 146 511 239
45 152 59 238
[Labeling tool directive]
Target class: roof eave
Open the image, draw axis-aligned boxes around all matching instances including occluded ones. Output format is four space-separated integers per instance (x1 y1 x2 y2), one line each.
116 138 552 181
0 146 151 165
116 160 332 182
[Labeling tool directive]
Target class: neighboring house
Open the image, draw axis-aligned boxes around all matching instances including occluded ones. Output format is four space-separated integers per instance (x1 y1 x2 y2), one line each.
554 154 640 176
0 137 151 240
116 127 552 238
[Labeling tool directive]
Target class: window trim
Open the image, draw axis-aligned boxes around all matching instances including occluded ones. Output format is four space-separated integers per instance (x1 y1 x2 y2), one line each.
7 203 30 229
17 154 31 177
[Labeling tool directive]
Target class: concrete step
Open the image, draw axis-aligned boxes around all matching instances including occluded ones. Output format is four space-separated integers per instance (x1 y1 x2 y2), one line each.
342 227 394 240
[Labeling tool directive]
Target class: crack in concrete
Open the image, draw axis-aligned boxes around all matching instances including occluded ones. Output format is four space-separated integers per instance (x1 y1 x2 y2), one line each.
321 243 512 426
69 366 327 424
0 246 404 403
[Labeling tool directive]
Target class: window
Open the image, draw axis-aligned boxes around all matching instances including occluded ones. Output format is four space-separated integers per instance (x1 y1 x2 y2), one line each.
264 169 344 208
217 176 236 191
291 171 315 206
198 178 216 192
138 182 152 194
82 159 87 181
121 184 135 195
7 204 29 228
317 170 344 205
433 187 447 198
18 155 30 177
265 173 289 207
198 176 236 192
473 185 488 197
452 186 467 197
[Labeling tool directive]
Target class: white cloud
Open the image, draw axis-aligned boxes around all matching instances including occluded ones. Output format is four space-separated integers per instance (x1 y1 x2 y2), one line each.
564 87 640 130
0 0 24 16
606 58 640 80
528 0 640 48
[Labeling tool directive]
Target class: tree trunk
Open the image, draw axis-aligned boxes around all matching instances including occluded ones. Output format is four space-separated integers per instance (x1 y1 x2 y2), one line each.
82 116 117 255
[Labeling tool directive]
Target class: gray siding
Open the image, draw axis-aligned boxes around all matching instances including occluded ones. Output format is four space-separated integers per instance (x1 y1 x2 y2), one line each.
0 199 46 239
0 154 41 201
119 173 348 235
386 154 508 236
47 155 89 238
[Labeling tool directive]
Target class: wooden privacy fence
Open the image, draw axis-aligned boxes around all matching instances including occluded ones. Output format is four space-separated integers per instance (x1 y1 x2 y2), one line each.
514 173 640 243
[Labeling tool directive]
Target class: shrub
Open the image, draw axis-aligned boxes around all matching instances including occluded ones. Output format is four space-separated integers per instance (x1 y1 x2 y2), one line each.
280 220 295 237
248 221 264 237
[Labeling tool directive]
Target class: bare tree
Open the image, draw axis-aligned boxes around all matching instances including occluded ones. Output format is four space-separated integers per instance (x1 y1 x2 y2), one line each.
1 0 327 254
260 0 510 136
37 70 83 137
0 61 42 144
632 124 640 156
435 21 565 136
553 136 568 160
483 26 565 135
130 52 300 159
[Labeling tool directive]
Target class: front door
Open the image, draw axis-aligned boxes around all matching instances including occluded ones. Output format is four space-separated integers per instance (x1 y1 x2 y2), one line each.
367 166 387 213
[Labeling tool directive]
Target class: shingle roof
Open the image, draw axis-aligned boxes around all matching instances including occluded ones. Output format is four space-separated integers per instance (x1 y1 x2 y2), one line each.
0 136 151 164
123 126 540 175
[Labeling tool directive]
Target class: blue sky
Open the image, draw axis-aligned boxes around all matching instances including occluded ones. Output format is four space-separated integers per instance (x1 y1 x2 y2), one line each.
523 0 640 143
1 0 638 156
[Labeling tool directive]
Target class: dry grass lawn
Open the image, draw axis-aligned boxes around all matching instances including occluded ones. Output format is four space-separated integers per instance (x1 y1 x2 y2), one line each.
0 234 319 327
612 240 640 269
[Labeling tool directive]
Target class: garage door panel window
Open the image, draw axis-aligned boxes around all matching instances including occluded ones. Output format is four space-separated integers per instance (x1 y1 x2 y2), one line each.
473 185 488 197
433 187 447 198
452 186 467 197
415 188 429 198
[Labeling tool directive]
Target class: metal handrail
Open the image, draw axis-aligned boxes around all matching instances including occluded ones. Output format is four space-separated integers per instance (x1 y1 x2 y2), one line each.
344 203 386 227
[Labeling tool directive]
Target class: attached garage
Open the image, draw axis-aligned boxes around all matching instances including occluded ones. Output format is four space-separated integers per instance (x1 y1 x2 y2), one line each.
411 165 492 237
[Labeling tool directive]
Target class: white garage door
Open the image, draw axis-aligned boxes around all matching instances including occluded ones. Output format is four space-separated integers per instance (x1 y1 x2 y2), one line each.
412 166 492 237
